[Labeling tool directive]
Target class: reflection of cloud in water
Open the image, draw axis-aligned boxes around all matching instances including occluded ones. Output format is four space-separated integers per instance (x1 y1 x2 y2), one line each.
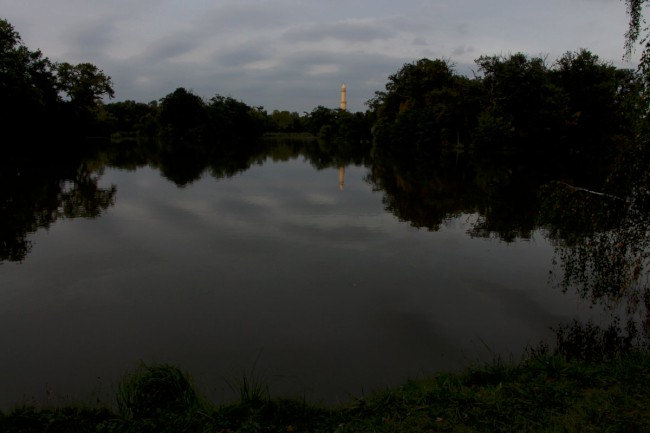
242 194 281 208
174 200 217 218
303 192 340 206
0 160 595 408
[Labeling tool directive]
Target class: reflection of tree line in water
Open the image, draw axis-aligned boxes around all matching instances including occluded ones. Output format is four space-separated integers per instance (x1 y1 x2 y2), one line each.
3 14 650 355
5 132 626 259
3 135 649 351
0 146 116 263
0 134 372 264
539 142 650 357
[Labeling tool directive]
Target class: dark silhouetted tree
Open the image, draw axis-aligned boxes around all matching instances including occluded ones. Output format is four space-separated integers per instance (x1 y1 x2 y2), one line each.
0 18 59 136
157 87 208 140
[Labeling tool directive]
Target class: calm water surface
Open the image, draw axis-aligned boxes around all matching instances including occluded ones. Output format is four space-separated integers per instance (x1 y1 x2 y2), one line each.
0 157 598 408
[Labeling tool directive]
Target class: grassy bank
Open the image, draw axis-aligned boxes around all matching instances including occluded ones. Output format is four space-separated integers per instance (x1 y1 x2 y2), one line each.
1 352 649 433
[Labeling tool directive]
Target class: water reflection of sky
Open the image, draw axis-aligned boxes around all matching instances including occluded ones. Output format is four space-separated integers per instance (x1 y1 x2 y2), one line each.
0 159 602 408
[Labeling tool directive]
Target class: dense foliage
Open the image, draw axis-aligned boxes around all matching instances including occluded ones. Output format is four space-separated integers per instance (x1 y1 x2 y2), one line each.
369 51 645 161
0 19 114 141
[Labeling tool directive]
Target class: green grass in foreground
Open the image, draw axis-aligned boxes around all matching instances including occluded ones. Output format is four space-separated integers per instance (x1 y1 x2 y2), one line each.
1 352 649 433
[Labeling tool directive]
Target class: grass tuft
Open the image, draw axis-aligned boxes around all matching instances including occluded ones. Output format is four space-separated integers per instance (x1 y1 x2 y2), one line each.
116 362 204 420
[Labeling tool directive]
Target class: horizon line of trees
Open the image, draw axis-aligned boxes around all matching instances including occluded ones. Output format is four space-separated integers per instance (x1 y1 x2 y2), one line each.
2 15 648 161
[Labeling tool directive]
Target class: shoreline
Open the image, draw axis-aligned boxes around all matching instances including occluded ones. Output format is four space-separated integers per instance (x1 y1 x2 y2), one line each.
2 350 649 432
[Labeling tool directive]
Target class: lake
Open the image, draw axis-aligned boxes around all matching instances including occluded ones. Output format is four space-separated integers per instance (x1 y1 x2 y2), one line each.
0 139 632 408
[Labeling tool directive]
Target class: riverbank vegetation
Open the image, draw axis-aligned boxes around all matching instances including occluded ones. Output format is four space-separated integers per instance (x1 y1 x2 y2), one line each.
1 348 649 432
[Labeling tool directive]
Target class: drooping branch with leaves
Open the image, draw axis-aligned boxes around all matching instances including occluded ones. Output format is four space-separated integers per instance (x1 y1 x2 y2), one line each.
624 0 650 88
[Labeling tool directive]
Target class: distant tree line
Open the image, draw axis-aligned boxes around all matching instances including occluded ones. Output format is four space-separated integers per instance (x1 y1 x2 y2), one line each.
2 15 647 161
104 95 372 147
101 50 647 170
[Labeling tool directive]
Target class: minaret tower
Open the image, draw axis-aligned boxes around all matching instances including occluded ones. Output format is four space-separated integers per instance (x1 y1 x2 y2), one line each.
339 83 347 191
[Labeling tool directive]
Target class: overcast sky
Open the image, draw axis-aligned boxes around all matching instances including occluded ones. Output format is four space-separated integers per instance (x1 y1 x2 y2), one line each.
1 0 640 113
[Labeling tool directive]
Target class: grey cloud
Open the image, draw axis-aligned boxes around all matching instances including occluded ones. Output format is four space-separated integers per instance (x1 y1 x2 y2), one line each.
141 33 201 63
115 2 295 67
105 0 632 105
108 36 477 113
196 2 294 32
61 20 116 59
381 15 434 33
283 48 403 73
282 19 397 44
244 50 410 110
213 43 274 68
105 59 206 103
452 45 475 56
413 37 427 46
454 23 470 37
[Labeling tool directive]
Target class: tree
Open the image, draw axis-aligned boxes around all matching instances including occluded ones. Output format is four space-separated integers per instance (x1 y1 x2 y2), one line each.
56 61 114 130
157 87 207 139
474 53 566 148
368 58 477 162
54 62 114 135
207 94 266 142
303 106 338 136
105 100 158 137
0 18 59 133
369 58 460 122
56 62 114 108
552 49 645 158
269 110 302 132
1 18 115 140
